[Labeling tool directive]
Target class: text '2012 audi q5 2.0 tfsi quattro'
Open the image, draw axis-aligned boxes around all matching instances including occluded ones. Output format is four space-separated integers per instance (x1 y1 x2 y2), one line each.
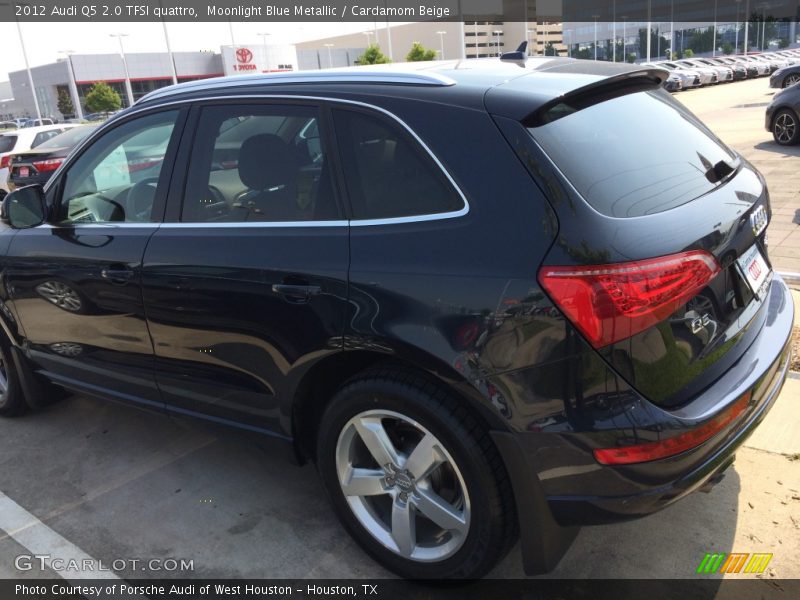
0 54 792 580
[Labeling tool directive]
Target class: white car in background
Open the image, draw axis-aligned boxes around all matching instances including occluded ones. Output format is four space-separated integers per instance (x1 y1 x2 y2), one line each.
649 62 703 89
0 124 76 198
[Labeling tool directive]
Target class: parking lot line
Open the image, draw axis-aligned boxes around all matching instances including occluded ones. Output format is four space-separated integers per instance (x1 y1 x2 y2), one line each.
0 490 120 580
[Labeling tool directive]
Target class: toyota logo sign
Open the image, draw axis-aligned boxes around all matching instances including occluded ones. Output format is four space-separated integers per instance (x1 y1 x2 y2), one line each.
236 48 253 64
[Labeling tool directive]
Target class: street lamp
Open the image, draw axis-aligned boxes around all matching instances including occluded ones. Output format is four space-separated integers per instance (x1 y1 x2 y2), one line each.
592 15 599 61
10 3 42 121
436 30 447 60
492 30 502 57
621 16 628 62
109 33 134 108
257 33 271 72
526 28 534 56
58 50 83 119
158 0 177 84
324 44 334 69
363 31 373 47
735 0 742 54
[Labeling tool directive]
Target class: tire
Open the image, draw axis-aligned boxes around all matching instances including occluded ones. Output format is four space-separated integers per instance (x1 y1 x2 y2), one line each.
316 366 517 579
772 109 800 146
0 340 27 417
783 73 800 88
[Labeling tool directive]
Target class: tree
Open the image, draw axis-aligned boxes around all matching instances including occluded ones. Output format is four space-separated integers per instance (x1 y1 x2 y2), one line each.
626 53 637 63
683 48 694 58
406 42 437 62
356 44 391 65
779 37 790 49
57 89 75 119
544 41 558 56
722 42 734 55
84 82 121 113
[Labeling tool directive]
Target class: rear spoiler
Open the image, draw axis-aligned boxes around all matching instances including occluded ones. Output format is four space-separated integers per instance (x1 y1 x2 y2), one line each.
523 68 670 127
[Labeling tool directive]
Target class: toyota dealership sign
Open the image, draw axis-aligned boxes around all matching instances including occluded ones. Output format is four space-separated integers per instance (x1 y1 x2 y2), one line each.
221 44 298 76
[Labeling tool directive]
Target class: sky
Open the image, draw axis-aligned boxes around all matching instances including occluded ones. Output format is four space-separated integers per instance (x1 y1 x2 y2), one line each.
0 21 392 78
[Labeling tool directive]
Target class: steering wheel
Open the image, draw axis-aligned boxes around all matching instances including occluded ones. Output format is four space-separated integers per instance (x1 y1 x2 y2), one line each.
127 177 160 222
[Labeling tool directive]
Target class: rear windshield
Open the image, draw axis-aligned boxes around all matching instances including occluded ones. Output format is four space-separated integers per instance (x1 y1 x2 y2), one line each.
0 135 17 154
37 126 97 149
529 90 737 217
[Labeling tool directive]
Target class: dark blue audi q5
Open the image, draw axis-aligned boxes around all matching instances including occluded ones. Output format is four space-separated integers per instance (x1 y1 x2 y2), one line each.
0 56 791 579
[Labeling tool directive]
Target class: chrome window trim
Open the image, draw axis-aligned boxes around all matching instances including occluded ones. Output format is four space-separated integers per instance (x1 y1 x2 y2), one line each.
137 72 457 104
47 94 470 229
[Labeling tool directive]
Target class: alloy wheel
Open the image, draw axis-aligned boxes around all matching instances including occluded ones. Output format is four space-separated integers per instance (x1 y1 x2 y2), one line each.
335 409 471 562
774 112 798 144
784 73 800 87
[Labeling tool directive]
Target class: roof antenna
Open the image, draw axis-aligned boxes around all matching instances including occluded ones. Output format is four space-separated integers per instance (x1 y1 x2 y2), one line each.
500 41 528 66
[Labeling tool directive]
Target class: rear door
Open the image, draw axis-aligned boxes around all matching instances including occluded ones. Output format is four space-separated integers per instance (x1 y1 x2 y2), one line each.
141 100 349 435
4 109 186 406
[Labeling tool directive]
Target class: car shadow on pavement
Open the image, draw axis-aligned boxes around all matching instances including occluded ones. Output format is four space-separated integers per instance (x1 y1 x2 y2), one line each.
0 393 740 584
753 141 800 157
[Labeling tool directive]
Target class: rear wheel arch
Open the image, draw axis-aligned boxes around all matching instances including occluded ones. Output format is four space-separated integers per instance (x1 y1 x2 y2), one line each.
290 350 508 464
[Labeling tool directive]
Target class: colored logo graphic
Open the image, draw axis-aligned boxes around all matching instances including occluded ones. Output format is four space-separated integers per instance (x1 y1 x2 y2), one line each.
696 552 773 574
236 48 253 63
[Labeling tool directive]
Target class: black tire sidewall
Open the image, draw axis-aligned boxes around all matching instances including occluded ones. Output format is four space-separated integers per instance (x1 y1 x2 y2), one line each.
317 377 504 579
0 340 25 416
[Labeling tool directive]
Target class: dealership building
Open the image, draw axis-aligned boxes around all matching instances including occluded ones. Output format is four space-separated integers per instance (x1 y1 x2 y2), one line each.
4 44 298 121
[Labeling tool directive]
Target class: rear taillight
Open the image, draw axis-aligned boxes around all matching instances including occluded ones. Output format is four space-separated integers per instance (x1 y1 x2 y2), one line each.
539 250 720 348
31 158 63 173
0 155 9 169
593 390 752 465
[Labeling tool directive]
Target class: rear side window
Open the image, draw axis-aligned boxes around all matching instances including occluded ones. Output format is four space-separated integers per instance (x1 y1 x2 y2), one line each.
32 130 62 148
529 90 737 218
333 109 464 220
181 104 340 223
0 135 17 153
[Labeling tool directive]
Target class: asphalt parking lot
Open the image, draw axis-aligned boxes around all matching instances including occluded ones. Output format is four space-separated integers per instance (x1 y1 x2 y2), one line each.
0 76 799 583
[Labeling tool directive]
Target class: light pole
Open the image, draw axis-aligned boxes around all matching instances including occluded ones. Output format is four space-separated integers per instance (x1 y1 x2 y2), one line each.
492 30 502 57
159 0 177 84
436 30 447 59
735 0 741 54
712 0 718 56
58 50 83 119
527 28 534 56
363 31 373 47
324 44 334 69
622 16 628 62
744 0 750 55
12 4 42 121
592 15 599 60
109 33 134 108
258 33 271 72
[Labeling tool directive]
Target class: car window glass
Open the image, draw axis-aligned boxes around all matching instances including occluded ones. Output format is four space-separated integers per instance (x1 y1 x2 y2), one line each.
332 109 464 220
181 104 340 223
0 135 16 153
32 130 60 148
58 111 178 224
529 90 737 218
38 126 96 149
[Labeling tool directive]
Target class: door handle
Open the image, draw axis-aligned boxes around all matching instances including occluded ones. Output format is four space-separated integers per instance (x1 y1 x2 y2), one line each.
101 265 135 285
272 283 321 304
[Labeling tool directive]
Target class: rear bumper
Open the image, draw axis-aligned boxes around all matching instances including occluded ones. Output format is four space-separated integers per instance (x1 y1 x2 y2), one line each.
549 276 793 524
494 277 792 572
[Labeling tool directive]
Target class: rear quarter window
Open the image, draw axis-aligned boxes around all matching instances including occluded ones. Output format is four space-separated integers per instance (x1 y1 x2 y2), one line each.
529 90 737 217
0 135 17 154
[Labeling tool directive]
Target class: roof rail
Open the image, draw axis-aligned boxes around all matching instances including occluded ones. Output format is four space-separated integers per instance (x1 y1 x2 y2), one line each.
137 70 457 104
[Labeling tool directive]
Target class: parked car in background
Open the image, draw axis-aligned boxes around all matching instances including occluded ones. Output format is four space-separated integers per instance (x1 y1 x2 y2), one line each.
21 118 56 127
652 61 703 88
770 64 800 88
677 59 729 83
722 57 761 78
0 59 791 580
704 57 747 80
1 124 77 198
6 125 99 192
664 60 716 85
0 121 18 132
766 81 800 145
738 55 775 75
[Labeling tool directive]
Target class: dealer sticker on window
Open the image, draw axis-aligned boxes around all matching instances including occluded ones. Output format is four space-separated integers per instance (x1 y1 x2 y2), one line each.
737 244 772 299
